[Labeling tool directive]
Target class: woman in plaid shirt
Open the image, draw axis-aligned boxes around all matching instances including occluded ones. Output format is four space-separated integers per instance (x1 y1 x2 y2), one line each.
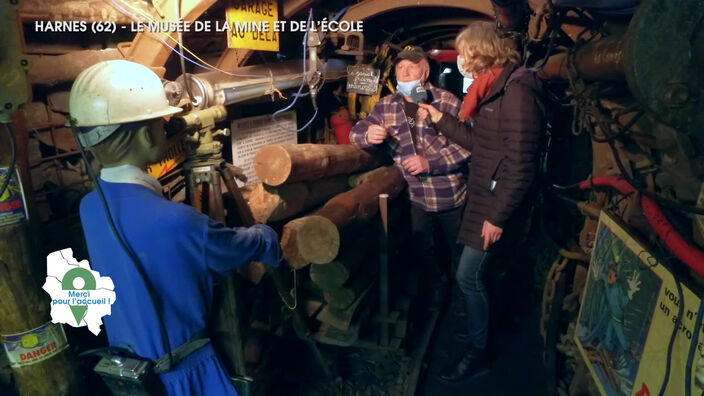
349 45 471 308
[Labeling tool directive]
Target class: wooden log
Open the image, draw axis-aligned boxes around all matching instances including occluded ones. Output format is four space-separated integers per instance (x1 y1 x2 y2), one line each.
28 49 123 86
310 261 349 291
20 0 135 23
280 166 404 269
253 144 381 186
324 288 356 310
317 166 406 229
280 215 340 269
247 175 349 224
323 267 376 311
1 126 79 393
34 128 78 153
22 102 68 130
309 232 375 291
0 226 80 395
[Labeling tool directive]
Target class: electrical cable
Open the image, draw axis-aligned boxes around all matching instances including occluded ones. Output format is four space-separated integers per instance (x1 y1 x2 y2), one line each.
112 0 324 133
0 123 17 199
686 298 704 395
660 274 684 396
176 1 195 106
271 8 319 134
552 180 588 190
578 176 704 276
110 0 319 87
607 142 704 216
70 125 174 370
561 71 704 216
110 0 267 79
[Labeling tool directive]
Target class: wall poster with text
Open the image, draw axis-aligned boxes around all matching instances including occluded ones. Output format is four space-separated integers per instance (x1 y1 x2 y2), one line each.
576 212 704 395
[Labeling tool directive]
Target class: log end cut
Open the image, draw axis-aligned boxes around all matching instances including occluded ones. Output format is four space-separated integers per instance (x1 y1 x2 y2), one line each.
281 215 340 269
254 145 292 186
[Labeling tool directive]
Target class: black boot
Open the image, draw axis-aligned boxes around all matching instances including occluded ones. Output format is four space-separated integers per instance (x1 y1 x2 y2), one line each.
450 295 467 317
454 329 470 342
428 283 449 311
439 347 489 382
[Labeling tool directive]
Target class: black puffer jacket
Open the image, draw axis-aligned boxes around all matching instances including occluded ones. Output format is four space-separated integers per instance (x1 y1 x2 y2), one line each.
434 63 544 250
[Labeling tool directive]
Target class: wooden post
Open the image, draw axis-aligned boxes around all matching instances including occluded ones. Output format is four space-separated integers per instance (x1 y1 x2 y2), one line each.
0 226 79 395
28 49 123 86
378 194 390 347
0 120 79 394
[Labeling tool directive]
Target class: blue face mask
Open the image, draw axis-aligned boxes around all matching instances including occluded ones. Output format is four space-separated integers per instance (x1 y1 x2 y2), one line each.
396 79 422 96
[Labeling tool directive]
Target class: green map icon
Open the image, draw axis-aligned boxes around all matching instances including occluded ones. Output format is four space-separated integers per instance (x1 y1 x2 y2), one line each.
61 267 97 325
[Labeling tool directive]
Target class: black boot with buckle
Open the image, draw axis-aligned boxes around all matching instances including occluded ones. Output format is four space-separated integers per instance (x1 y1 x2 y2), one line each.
439 346 489 382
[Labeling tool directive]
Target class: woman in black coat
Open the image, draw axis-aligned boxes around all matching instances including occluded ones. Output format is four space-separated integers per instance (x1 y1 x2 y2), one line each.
418 21 544 380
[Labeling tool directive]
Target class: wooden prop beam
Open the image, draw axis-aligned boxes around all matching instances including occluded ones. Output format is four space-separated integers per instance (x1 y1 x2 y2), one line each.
254 144 381 187
246 176 349 224
281 166 405 269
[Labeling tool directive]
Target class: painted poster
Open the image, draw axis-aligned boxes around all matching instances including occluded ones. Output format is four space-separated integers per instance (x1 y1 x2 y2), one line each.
576 212 704 395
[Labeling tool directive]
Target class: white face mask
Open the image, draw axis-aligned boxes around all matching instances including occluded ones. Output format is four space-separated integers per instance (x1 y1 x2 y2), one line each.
456 56 473 79
396 79 422 97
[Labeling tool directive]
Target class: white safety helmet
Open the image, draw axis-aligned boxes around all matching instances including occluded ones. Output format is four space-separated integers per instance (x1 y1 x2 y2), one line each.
69 59 182 146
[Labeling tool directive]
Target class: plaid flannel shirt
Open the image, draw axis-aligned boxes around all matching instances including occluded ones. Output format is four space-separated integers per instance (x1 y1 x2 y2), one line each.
349 83 470 212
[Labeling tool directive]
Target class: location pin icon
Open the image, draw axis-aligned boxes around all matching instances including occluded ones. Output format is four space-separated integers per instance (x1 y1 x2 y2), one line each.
61 268 97 326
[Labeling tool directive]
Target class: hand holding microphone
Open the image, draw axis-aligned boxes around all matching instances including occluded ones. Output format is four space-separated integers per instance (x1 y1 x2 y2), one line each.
417 103 443 124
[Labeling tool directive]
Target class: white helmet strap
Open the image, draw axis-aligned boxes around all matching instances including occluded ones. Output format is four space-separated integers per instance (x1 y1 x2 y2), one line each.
77 125 121 147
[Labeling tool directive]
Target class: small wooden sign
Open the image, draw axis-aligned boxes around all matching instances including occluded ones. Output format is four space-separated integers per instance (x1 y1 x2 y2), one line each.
346 65 380 95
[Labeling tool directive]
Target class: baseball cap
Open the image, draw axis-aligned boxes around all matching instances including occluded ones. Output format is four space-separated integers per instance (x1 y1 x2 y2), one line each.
396 45 427 64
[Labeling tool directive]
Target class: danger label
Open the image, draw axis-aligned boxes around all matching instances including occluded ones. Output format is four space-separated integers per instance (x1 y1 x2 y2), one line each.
1 322 69 367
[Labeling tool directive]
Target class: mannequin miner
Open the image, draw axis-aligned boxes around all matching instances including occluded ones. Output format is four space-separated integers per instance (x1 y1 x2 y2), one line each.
70 59 282 395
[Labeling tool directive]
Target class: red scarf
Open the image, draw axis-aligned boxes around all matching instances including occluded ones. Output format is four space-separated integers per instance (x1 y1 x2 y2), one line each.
459 66 504 122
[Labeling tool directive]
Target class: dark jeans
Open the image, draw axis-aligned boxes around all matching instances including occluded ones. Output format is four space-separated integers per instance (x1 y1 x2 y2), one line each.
410 205 463 286
456 245 495 350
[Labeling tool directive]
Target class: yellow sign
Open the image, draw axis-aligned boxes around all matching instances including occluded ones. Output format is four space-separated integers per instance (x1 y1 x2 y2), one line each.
226 0 279 52
147 134 186 179
576 213 704 395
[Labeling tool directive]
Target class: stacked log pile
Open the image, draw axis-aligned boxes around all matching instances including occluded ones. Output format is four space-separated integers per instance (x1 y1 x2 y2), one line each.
249 143 407 341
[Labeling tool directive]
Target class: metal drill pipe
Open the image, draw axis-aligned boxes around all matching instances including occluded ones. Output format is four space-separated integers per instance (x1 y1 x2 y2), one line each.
174 59 348 110
538 34 626 81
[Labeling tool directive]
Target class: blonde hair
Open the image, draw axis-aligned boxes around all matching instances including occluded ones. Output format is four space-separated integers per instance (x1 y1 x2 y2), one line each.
455 21 520 76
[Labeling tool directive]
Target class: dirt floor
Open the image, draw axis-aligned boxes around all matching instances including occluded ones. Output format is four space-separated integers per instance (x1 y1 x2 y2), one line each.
418 295 547 395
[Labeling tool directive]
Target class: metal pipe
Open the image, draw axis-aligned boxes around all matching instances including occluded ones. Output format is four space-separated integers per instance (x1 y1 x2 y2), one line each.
173 59 348 110
538 34 626 81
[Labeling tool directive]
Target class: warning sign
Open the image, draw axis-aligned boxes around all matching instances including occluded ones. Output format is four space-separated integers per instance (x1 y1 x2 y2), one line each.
147 133 186 180
1 322 69 367
226 0 280 52
230 112 296 186
0 167 28 227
